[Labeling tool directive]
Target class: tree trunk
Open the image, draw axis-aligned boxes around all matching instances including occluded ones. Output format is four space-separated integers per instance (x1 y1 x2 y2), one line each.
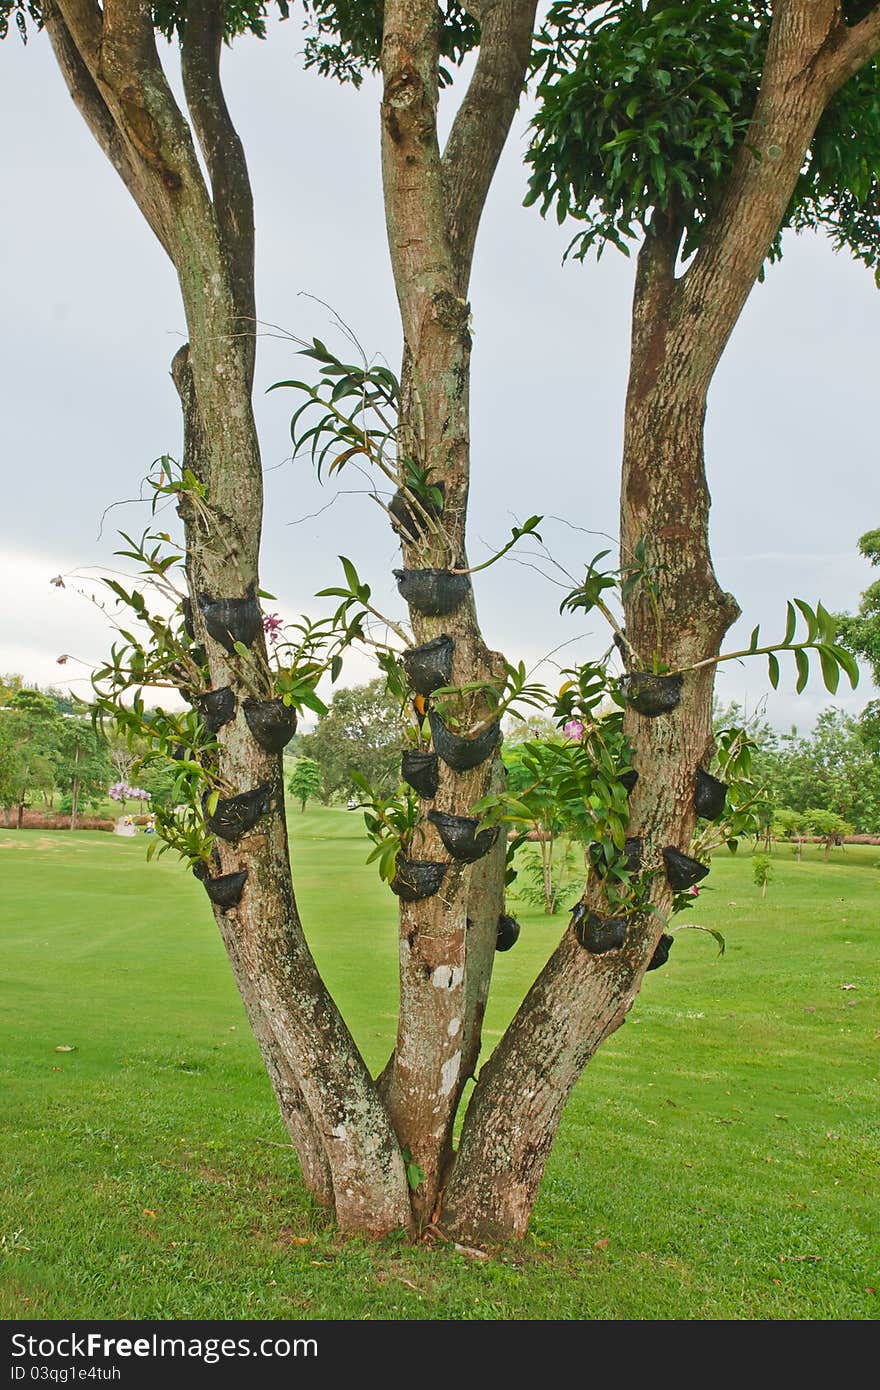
437 213 738 1243
70 746 81 832
377 0 536 1222
541 830 555 915
436 0 880 1244
170 346 411 1234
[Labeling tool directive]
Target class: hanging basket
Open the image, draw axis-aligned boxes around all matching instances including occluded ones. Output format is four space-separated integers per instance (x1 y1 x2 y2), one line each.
428 710 500 773
662 846 709 890
243 698 298 753
390 858 448 902
694 769 728 820
394 568 471 617
620 672 683 718
389 482 445 542
194 686 237 733
646 932 674 972
620 769 639 795
198 583 262 655
401 750 439 800
495 913 521 953
402 635 455 696
202 869 248 912
574 909 628 955
428 809 499 863
204 784 272 841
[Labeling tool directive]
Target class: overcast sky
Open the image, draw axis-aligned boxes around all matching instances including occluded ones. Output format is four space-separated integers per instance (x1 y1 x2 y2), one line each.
1 16 878 731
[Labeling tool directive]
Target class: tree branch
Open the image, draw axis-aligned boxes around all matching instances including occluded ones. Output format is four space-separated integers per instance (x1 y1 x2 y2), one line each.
674 0 847 388
42 0 174 260
180 0 256 381
441 0 538 291
816 2 880 89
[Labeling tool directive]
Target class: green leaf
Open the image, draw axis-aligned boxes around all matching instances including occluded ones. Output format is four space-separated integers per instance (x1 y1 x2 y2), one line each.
783 601 797 646
832 645 859 689
793 599 818 642
767 651 780 689
817 644 840 694
794 647 810 694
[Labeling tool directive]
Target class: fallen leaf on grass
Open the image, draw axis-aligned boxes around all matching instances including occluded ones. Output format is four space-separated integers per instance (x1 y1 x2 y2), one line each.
594 1237 610 1250
276 1228 310 1247
453 1242 489 1260
840 983 858 991
54 1045 77 1053
142 1209 157 1219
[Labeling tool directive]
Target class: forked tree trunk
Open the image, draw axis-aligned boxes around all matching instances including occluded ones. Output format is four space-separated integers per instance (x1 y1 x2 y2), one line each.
43 0 880 1246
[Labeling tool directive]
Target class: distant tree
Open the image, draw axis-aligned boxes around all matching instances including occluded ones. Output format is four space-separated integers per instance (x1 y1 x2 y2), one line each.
752 854 773 899
0 673 23 706
299 680 409 803
288 758 323 813
54 720 114 828
762 709 880 831
0 691 60 826
837 528 880 682
771 806 810 859
804 808 853 860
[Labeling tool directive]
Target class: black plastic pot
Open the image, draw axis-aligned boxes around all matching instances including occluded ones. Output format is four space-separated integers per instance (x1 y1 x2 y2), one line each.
589 836 642 877
394 568 471 617
694 769 728 820
495 913 521 953
204 784 272 841
194 686 237 733
191 859 210 882
620 769 639 794
203 869 248 912
574 910 628 955
428 809 499 863
620 671 683 718
388 482 445 541
662 846 710 890
647 932 674 972
402 635 454 696
243 698 298 753
198 583 263 655
182 597 195 640
428 709 501 773
390 858 448 902
401 750 439 800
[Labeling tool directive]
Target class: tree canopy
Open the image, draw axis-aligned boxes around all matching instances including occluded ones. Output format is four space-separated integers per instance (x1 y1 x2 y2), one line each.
526 0 880 271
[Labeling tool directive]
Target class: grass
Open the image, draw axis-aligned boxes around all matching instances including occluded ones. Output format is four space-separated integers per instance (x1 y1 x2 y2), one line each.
0 809 877 1320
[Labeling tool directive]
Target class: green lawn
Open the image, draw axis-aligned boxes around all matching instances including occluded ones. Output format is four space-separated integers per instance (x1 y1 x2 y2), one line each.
0 810 877 1319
